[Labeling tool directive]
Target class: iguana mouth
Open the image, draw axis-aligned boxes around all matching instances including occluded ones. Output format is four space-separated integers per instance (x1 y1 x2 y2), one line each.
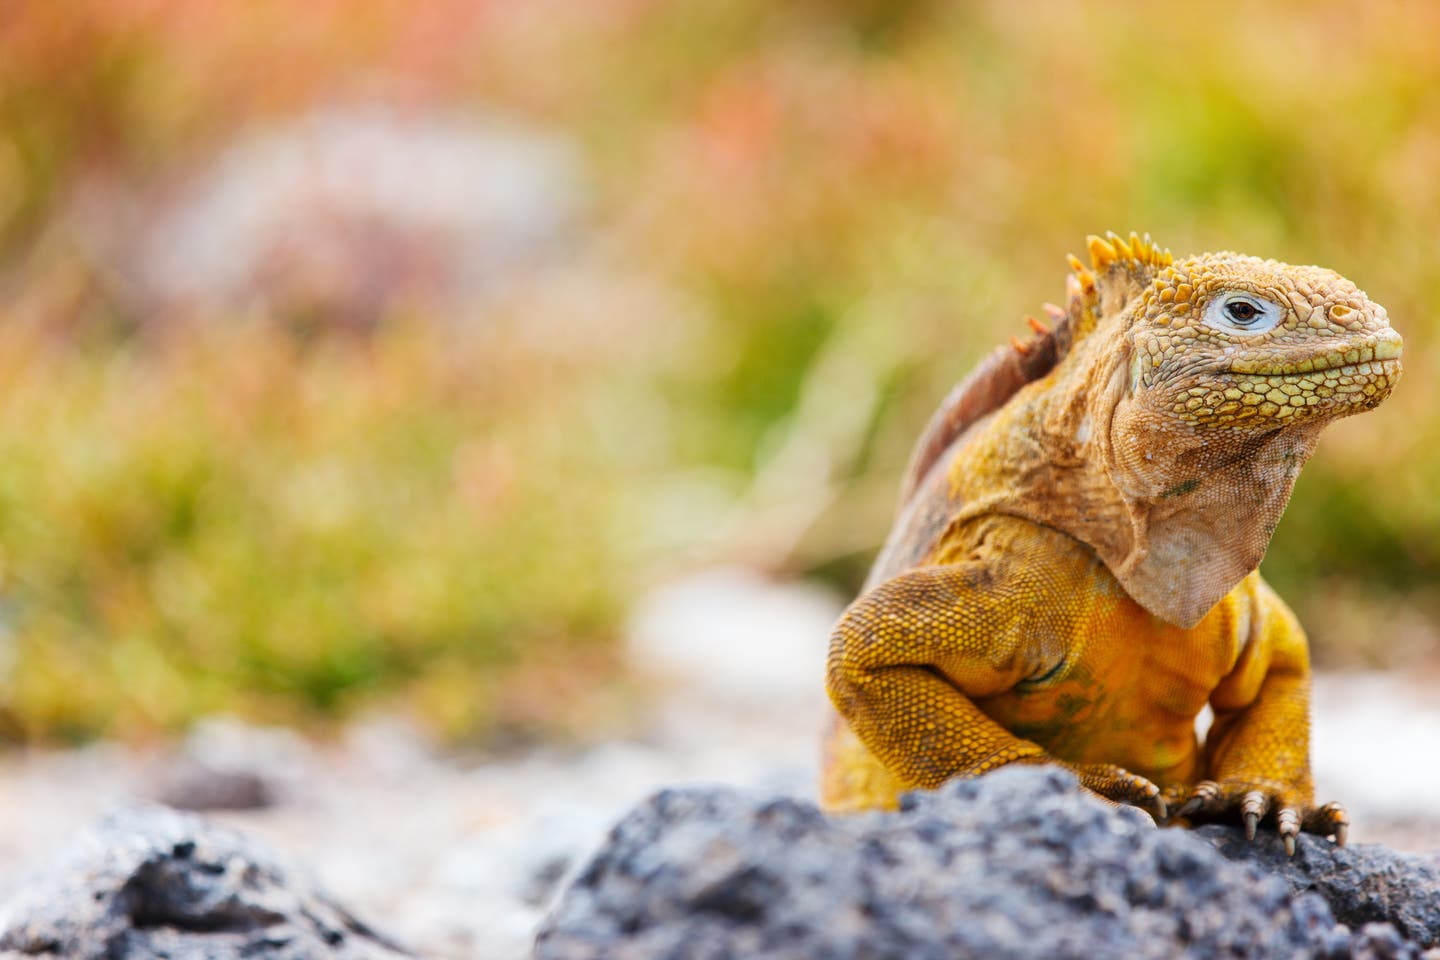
1273 357 1401 379
1171 348 1399 423
1226 333 1403 377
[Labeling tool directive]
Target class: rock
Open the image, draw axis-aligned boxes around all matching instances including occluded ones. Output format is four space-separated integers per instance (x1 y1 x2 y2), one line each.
1200 824 1440 948
151 717 313 812
536 766 1436 959
1346 923 1424 960
0 805 409 959
155 764 275 812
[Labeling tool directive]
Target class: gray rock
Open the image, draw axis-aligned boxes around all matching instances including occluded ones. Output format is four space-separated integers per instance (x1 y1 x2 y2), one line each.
155 764 277 812
151 718 313 812
536 766 1436 960
0 805 409 959
1200 824 1440 947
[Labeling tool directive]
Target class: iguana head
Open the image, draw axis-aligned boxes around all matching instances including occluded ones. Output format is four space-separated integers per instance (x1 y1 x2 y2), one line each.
1035 233 1402 626
1115 245 1400 438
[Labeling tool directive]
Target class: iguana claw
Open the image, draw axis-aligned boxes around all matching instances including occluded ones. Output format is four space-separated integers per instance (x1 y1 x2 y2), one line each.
1241 791 1268 841
1277 808 1300 856
1174 780 1346 855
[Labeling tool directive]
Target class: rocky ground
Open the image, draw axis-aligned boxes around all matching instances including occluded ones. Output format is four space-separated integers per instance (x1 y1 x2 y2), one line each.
0 569 1437 958
538 768 1440 958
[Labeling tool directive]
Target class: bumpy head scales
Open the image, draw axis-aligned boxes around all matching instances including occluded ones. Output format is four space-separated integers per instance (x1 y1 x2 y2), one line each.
1123 251 1401 432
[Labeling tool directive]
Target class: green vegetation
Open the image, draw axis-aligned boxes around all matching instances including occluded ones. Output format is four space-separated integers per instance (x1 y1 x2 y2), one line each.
0 1 1435 742
0 321 647 741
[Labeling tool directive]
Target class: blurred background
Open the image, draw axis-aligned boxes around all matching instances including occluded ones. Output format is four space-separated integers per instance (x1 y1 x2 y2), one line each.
0 1 1437 954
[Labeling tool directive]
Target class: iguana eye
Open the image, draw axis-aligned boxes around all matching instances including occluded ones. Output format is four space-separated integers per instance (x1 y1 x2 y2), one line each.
1203 292 1283 334
1226 301 1257 322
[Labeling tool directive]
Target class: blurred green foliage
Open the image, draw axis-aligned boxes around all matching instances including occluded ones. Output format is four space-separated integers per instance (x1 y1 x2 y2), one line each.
0 317 653 741
0 0 1436 742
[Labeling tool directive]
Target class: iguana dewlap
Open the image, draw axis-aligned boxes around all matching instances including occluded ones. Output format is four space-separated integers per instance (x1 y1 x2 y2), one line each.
822 233 1402 852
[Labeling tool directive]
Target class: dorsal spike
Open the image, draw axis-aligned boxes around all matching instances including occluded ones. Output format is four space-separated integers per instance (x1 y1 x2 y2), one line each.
1107 230 1134 260
1065 231 1173 350
1089 230 1171 271
1085 236 1115 271
1067 255 1097 295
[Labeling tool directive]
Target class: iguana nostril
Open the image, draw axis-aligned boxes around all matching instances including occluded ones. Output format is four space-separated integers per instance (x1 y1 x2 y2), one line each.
1327 303 1363 328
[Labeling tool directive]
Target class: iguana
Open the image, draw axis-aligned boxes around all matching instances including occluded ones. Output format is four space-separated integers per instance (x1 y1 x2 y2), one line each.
822 232 1402 853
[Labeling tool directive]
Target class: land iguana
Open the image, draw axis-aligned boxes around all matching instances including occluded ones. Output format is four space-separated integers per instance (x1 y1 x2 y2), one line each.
822 232 1402 853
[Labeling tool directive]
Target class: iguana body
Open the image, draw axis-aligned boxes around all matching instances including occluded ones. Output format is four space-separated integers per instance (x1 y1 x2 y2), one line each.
823 233 1402 850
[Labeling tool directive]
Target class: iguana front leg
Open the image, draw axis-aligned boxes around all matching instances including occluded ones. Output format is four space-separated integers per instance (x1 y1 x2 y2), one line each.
826 561 1166 820
1177 578 1347 853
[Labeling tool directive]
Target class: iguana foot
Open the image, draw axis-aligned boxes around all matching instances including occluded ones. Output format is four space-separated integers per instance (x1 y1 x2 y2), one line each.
1174 781 1347 854
1071 762 1167 822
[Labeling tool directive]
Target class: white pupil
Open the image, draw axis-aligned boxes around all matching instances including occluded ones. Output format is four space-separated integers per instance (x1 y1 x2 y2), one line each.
1203 292 1282 334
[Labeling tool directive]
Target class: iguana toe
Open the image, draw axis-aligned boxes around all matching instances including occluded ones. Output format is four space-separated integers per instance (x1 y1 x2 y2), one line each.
1174 779 1224 820
1073 762 1167 822
1303 801 1349 847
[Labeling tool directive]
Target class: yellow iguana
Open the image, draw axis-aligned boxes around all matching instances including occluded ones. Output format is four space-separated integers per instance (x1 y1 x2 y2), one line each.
822 233 1402 853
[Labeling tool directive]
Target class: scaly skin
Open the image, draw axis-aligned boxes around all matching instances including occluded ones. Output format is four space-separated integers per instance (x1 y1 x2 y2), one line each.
823 233 1401 853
